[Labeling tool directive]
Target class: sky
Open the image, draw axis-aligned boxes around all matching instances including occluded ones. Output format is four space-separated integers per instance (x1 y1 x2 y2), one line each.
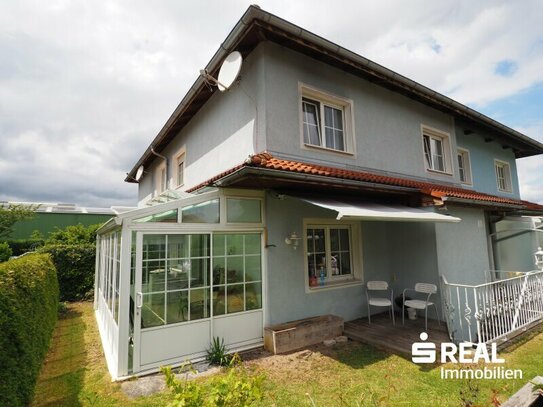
1 0 542 207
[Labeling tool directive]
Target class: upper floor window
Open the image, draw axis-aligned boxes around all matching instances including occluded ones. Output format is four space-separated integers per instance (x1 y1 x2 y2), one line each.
156 162 167 195
494 160 512 192
174 149 186 188
457 148 472 185
300 84 355 154
422 126 452 174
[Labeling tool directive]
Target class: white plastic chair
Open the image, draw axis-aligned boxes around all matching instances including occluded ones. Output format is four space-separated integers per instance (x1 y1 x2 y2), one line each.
402 283 440 331
366 281 395 325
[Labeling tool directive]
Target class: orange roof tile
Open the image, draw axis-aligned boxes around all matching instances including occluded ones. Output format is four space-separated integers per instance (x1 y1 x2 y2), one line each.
188 152 543 211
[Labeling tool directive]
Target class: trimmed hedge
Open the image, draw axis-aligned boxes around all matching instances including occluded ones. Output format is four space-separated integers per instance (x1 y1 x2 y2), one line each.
0 253 59 407
40 244 96 301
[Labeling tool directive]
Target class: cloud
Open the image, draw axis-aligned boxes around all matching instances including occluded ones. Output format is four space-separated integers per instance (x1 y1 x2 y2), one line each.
0 0 542 206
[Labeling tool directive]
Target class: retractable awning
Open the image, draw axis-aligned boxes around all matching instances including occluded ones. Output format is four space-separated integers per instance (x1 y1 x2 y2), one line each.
300 198 461 223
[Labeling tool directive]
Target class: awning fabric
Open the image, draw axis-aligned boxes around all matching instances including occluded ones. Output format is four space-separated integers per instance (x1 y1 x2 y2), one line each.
300 198 461 223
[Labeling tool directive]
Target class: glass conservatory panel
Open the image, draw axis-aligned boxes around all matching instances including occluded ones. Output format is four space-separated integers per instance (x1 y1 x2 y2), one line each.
226 198 261 223
181 199 219 223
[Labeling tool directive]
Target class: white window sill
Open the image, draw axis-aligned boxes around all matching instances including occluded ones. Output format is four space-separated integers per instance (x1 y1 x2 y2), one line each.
307 278 363 293
425 168 453 176
302 143 355 157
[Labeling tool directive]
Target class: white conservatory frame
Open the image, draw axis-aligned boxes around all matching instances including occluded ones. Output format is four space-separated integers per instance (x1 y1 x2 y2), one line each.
94 188 267 380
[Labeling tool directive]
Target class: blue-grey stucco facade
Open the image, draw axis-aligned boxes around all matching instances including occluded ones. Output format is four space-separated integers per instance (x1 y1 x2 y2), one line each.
138 42 520 206
264 193 493 327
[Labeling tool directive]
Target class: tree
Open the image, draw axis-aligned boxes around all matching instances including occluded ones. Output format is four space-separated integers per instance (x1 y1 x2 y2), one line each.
0 204 36 240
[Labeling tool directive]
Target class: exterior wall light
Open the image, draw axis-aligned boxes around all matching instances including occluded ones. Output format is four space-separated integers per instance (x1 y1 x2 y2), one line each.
285 232 302 249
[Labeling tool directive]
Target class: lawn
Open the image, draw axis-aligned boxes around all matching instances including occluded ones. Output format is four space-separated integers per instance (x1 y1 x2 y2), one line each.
32 302 543 406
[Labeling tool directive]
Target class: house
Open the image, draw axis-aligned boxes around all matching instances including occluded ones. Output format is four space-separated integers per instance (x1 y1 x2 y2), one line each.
94 6 543 379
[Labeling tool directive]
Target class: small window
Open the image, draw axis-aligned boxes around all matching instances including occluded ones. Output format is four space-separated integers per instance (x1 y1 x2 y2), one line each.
422 126 452 174
226 198 261 223
156 162 167 195
457 148 472 185
175 150 185 188
181 199 220 223
495 160 512 192
306 225 353 288
300 85 354 154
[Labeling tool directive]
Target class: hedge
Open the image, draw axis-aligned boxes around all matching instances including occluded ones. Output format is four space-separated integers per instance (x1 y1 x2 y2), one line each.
7 239 44 256
40 244 96 302
0 253 59 407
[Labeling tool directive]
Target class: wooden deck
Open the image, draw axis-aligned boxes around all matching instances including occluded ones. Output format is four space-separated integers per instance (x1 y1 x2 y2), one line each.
344 313 450 355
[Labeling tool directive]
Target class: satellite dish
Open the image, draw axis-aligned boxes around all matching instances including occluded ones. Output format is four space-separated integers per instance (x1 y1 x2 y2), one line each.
135 165 145 182
217 51 243 91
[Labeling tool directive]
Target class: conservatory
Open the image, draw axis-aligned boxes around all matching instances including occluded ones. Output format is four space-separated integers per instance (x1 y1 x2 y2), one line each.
94 188 265 379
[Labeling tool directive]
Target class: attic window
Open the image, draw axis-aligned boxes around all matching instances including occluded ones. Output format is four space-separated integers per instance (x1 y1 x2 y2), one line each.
300 84 355 154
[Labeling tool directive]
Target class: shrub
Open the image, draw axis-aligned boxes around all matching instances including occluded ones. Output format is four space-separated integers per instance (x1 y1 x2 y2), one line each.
46 223 101 245
162 355 265 407
7 238 44 256
39 244 95 301
0 241 12 262
0 253 59 407
207 336 232 367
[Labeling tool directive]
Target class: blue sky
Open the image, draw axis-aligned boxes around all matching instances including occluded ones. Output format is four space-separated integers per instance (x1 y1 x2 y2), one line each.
0 0 542 206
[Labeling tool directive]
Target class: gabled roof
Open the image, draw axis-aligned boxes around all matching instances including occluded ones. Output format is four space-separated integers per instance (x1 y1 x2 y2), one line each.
126 5 543 183
187 152 543 213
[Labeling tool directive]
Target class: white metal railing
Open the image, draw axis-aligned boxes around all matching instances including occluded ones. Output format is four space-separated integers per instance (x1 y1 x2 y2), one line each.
441 270 543 344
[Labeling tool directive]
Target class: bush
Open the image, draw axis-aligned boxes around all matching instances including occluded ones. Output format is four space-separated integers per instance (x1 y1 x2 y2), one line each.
7 238 44 256
162 355 265 407
0 253 59 407
0 242 12 262
39 244 95 301
47 223 101 245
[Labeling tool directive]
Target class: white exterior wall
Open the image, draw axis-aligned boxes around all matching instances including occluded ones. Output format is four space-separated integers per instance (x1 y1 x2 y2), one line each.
137 45 267 206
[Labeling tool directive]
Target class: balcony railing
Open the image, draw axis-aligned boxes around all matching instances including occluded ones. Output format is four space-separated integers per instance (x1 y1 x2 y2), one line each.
441 270 543 344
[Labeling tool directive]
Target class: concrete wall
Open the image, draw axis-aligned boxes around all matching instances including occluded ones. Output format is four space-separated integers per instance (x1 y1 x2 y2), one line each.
137 45 267 205
261 42 459 185
456 128 520 198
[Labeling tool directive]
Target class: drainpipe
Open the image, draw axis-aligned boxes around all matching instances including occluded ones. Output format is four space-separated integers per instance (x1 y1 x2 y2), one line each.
151 147 169 190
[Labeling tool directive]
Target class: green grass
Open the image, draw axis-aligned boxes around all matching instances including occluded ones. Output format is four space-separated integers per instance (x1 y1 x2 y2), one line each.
32 302 543 406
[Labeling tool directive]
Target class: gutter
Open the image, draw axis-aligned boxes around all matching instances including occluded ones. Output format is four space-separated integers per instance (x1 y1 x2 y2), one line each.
206 166 420 194
441 196 525 210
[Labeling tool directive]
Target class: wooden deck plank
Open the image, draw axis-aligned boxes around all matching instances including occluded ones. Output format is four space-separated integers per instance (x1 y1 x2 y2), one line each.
344 313 449 355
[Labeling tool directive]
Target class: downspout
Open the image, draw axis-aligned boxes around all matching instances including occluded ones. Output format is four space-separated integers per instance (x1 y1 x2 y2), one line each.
151 147 169 190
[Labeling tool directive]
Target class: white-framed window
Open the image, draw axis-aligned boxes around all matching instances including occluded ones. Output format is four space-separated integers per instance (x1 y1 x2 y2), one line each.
155 162 167 195
299 84 355 154
422 125 452 174
457 148 472 185
304 220 362 291
174 149 186 188
494 159 512 192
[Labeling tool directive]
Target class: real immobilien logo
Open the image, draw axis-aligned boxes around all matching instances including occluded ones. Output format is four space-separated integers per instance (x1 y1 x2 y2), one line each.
412 332 522 380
